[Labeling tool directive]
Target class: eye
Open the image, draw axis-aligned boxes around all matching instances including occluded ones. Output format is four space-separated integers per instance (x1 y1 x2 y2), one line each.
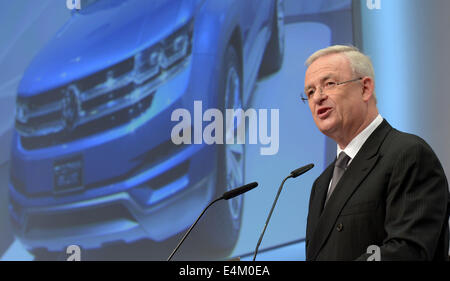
324 81 336 89
306 89 315 98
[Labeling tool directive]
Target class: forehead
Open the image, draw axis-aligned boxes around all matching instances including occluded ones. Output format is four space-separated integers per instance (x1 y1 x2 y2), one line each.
304 53 352 86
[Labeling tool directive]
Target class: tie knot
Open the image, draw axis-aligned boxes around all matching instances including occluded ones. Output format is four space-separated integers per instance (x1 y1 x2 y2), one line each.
335 152 351 169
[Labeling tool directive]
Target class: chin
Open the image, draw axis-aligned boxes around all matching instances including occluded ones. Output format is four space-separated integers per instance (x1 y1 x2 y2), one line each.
315 118 333 130
316 121 338 138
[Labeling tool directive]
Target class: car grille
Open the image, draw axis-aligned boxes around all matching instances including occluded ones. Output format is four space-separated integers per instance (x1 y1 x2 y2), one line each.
16 21 193 150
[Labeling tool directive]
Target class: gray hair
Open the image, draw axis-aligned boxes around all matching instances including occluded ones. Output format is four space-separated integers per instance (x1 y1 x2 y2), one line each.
305 45 377 102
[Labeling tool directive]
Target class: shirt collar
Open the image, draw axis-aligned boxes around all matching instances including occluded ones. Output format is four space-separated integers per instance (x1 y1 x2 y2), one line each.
337 114 383 162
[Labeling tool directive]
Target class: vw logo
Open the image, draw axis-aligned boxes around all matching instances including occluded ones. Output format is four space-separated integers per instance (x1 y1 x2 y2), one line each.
62 85 81 131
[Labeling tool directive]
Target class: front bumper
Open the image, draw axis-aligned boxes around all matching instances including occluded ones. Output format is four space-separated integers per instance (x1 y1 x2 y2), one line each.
9 142 216 252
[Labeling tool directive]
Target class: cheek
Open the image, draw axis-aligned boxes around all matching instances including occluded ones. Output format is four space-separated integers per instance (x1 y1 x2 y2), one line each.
308 103 315 116
339 98 362 118
331 97 349 119
309 106 321 125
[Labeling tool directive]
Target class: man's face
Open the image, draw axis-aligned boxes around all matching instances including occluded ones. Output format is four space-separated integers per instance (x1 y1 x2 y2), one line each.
304 53 367 143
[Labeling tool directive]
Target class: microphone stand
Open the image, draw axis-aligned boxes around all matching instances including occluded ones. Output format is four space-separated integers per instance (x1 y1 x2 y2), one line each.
253 175 291 261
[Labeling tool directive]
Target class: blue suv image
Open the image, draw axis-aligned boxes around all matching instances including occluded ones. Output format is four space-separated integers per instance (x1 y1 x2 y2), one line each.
9 0 284 260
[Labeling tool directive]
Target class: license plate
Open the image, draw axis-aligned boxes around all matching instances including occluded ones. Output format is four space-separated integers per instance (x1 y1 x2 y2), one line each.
53 155 83 194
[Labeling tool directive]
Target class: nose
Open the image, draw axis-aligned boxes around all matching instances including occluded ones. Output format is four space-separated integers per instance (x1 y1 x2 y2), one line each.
311 88 327 104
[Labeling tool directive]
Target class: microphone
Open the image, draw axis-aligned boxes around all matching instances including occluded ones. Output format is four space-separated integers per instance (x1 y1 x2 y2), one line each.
290 163 314 178
221 181 258 200
253 164 314 261
167 181 258 261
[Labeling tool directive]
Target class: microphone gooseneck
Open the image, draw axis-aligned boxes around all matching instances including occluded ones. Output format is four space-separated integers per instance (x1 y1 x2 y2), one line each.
253 163 314 261
253 175 290 261
167 197 221 261
167 181 258 261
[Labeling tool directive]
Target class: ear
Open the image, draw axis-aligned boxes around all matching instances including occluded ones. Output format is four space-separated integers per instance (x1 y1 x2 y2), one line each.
361 76 375 102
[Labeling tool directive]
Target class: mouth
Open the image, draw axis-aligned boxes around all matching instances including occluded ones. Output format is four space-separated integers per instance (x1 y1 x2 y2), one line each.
316 107 332 119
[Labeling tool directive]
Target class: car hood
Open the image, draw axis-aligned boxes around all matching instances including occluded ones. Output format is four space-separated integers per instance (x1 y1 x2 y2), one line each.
19 0 198 96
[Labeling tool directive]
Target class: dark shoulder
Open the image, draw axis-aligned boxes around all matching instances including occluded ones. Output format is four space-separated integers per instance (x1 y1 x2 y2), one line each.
383 127 437 160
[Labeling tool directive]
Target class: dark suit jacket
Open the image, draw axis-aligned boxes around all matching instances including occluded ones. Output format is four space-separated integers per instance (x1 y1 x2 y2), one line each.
305 120 450 261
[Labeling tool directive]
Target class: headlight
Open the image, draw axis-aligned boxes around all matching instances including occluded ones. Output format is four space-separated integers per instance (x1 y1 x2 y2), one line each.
161 25 191 68
16 102 29 124
135 20 193 83
135 44 163 84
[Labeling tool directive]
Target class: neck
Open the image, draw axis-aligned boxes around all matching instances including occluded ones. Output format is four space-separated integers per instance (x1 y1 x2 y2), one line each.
336 110 379 149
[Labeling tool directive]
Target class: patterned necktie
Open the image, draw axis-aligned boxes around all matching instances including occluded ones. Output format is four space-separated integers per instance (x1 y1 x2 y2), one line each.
325 152 351 205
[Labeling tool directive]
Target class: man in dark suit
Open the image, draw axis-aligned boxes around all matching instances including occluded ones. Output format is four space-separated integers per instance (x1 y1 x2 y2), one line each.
303 45 449 261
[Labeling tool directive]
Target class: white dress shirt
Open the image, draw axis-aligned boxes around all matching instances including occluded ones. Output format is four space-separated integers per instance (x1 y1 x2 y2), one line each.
328 114 384 192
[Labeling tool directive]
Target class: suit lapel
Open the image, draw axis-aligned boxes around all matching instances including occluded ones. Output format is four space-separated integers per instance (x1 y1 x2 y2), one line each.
307 120 392 260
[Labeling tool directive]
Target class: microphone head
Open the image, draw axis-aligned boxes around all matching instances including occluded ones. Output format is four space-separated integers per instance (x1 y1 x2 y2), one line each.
290 163 314 178
222 182 258 200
